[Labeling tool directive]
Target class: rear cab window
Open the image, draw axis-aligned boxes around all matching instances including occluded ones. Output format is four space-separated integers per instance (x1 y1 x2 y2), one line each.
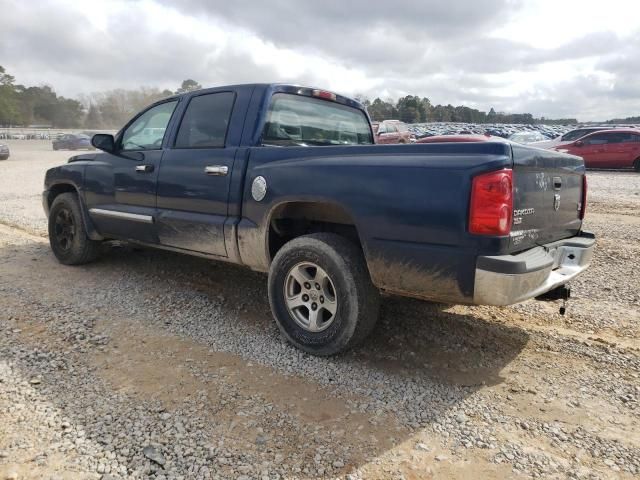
262 93 373 146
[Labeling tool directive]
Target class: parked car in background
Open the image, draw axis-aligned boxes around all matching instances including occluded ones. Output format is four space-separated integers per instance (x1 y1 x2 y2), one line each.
373 120 413 144
0 143 9 160
52 133 94 151
532 126 614 150
554 129 640 171
508 131 547 144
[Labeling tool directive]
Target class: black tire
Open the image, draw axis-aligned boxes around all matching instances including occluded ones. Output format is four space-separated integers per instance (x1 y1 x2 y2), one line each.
634 158 640 172
48 192 101 265
52 145 58 151
268 233 380 356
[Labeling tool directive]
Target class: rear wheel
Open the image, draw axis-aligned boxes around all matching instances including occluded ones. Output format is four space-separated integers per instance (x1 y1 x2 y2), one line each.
634 158 640 172
48 193 101 265
268 233 380 356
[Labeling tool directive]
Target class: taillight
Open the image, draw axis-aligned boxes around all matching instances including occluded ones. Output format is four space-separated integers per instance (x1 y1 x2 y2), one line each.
580 174 587 219
469 169 513 236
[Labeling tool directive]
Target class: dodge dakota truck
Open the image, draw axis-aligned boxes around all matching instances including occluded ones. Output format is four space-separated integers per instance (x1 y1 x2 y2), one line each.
43 84 595 355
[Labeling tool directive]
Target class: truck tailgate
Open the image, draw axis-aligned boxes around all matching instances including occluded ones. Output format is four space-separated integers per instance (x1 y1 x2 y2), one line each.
510 144 585 252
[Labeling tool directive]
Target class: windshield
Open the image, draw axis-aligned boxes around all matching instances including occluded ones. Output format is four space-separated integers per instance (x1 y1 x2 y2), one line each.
262 93 373 146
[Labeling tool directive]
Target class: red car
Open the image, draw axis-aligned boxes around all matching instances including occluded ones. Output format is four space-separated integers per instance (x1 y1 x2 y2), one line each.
554 129 640 171
373 120 413 144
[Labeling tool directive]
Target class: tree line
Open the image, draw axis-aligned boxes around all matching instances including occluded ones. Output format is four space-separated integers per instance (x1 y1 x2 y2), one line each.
358 95 577 125
0 65 202 129
605 115 640 124
0 64 619 129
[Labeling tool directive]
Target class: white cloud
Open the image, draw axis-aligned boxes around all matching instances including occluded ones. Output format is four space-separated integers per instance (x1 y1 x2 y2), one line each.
0 0 639 120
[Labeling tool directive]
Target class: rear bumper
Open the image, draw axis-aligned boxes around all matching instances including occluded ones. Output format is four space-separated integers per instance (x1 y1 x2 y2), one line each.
473 232 595 306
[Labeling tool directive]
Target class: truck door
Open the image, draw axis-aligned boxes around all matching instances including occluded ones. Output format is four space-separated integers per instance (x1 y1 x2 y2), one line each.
84 100 178 243
155 91 237 257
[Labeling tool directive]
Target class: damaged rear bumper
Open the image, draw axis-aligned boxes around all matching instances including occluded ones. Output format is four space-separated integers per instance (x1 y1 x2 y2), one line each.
473 231 595 306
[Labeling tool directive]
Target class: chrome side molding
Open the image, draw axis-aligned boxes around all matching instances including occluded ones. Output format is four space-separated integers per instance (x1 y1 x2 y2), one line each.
89 208 153 224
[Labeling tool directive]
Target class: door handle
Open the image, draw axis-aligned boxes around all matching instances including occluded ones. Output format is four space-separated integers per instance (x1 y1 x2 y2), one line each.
204 165 228 176
135 164 154 173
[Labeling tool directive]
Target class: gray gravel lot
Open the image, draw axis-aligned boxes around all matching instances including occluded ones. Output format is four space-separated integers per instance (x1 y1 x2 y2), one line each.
0 141 639 479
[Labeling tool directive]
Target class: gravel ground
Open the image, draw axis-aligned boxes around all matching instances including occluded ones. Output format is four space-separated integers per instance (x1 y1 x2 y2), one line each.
0 142 639 479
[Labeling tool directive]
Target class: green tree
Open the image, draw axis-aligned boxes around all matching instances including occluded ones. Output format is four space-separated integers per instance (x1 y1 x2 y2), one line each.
396 95 424 123
367 98 397 121
0 65 21 125
52 97 84 128
175 79 202 94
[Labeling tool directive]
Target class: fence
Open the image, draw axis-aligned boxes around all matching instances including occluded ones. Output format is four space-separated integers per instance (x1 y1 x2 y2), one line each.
0 128 117 140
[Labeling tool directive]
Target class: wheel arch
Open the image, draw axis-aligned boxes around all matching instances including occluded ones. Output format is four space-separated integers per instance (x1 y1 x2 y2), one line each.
265 200 367 264
46 182 104 241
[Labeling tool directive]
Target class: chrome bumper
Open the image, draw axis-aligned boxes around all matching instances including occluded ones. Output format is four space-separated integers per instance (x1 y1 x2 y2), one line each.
473 232 595 306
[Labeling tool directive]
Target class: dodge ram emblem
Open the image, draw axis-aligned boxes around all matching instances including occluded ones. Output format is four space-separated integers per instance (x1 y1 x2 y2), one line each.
553 193 561 211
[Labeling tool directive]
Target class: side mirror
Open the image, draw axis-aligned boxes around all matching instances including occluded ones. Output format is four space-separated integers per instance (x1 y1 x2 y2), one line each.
574 140 584 147
91 133 115 153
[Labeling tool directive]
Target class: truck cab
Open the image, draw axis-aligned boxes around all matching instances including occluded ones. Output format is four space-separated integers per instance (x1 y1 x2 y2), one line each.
43 83 594 356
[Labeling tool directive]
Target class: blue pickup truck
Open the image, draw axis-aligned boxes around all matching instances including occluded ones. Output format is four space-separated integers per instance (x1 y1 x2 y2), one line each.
43 84 595 355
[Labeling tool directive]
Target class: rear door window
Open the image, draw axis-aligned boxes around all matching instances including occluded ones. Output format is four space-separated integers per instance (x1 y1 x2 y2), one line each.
262 93 373 146
174 92 235 148
584 134 611 145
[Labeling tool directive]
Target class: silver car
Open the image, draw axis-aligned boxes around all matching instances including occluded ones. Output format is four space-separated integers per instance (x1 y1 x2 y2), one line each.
0 143 9 160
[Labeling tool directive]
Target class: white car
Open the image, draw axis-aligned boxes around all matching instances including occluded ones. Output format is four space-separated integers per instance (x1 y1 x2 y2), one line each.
508 131 547 144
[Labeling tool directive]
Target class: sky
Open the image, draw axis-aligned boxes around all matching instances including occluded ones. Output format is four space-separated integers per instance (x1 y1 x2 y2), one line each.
1 0 639 121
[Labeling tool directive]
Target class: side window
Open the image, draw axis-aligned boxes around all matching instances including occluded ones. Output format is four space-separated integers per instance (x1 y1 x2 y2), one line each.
584 134 609 145
632 134 640 142
174 92 235 148
386 123 397 133
121 101 178 151
562 130 583 141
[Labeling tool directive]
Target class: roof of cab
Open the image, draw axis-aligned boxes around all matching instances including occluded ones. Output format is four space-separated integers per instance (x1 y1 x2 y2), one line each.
170 83 365 110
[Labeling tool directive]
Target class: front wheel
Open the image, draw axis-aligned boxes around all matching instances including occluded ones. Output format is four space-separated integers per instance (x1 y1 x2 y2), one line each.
268 233 380 356
48 193 101 265
634 158 640 172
